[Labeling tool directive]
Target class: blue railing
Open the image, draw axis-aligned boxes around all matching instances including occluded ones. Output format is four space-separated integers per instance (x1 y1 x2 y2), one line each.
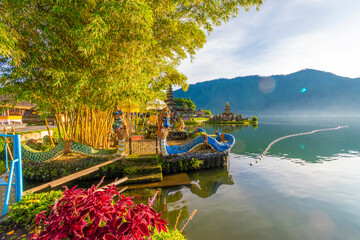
0 134 23 215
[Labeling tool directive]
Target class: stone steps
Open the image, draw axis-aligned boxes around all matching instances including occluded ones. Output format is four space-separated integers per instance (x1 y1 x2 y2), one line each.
124 165 162 176
125 154 158 165
123 154 162 185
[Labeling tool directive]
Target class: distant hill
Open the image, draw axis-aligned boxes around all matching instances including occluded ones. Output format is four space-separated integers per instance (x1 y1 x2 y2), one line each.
173 69 360 115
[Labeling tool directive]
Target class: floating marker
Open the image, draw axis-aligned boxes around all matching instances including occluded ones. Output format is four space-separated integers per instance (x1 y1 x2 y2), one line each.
251 125 348 167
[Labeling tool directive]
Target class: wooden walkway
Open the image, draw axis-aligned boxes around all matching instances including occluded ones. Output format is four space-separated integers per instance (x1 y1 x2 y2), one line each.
24 156 126 194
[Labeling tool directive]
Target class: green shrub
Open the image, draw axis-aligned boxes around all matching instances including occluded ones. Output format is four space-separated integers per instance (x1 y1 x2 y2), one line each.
152 228 187 240
0 137 5 162
23 157 109 182
0 137 13 166
0 160 5 174
8 190 63 226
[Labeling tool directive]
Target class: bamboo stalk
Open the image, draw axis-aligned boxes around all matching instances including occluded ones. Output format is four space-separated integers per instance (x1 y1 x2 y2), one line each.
70 110 75 140
141 112 147 133
55 113 62 139
94 109 100 148
107 111 114 147
45 118 55 147
95 109 103 148
82 108 86 144
74 108 80 142
64 110 68 138
86 107 90 145
91 109 95 146
97 110 108 148
135 111 141 133
59 113 68 140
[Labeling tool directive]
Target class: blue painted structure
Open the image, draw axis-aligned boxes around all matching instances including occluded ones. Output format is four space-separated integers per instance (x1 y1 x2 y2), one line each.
0 134 23 216
160 129 235 156
190 127 206 135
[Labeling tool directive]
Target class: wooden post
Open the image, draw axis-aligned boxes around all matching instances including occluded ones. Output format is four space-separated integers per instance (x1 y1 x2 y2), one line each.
3 126 14 161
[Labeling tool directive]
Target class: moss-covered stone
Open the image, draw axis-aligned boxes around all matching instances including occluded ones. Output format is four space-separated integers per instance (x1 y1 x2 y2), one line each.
126 154 159 164
23 157 109 182
124 165 162 176
127 173 162 184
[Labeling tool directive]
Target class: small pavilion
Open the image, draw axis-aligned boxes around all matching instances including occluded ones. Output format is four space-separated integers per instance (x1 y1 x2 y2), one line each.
221 102 234 121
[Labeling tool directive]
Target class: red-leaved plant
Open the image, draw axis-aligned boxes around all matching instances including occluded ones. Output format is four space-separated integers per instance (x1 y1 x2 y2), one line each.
30 182 167 240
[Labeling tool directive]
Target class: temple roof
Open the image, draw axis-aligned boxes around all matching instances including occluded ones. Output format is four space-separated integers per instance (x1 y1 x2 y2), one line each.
0 95 35 109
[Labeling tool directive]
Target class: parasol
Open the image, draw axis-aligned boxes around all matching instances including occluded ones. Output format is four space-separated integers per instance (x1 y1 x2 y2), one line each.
146 98 167 111
118 99 140 132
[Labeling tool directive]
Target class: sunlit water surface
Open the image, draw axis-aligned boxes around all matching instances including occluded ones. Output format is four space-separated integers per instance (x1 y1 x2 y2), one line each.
126 117 360 240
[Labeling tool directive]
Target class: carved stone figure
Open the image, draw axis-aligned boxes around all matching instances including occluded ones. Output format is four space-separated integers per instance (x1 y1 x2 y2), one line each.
113 110 128 142
176 118 186 132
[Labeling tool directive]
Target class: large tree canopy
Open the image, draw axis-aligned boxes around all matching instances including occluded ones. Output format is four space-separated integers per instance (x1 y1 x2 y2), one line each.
0 0 262 146
174 98 196 111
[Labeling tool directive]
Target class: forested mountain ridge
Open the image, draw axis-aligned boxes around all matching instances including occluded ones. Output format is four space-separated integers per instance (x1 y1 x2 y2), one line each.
174 69 360 115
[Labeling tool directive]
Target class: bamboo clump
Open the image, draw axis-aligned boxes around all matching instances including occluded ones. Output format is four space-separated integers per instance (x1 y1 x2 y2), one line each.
55 107 114 149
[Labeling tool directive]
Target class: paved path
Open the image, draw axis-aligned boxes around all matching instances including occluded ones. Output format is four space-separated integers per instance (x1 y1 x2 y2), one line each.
0 124 56 133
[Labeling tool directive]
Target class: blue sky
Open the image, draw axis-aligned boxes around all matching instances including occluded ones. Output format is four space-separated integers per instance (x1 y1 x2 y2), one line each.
178 0 360 85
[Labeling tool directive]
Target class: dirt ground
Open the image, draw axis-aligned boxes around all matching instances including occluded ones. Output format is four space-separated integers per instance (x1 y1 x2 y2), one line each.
122 137 189 155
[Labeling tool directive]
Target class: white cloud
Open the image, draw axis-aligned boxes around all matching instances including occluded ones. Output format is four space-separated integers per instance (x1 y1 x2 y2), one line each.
178 0 360 84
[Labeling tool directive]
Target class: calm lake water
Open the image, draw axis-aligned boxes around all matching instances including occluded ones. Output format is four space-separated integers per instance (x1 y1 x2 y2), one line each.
126 117 360 240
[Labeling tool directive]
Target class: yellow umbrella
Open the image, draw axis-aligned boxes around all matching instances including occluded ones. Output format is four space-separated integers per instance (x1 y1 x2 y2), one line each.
118 99 140 133
118 99 140 113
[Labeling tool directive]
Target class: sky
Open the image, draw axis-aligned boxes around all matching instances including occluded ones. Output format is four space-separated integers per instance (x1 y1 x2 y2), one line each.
178 0 360 85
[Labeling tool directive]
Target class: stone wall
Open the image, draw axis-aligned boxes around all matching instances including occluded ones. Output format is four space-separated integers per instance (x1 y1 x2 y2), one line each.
161 150 228 174
19 130 53 141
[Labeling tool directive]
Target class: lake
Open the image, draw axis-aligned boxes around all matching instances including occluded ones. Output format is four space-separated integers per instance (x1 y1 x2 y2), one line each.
126 117 360 240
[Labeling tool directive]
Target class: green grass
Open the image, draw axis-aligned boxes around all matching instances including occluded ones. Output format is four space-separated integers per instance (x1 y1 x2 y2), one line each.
193 117 209 122
208 120 258 125
152 228 187 240
183 120 201 125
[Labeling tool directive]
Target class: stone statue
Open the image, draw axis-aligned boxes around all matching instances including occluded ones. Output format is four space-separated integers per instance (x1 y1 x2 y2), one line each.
112 109 128 143
176 118 186 132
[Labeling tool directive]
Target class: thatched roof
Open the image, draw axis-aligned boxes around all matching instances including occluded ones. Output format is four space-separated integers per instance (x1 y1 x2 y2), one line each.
0 95 35 110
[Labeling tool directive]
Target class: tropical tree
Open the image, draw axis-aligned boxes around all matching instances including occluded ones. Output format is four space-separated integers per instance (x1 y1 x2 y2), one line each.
204 110 212 116
0 0 262 147
174 98 197 111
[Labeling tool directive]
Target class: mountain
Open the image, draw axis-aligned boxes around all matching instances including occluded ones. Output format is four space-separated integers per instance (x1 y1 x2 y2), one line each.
173 69 360 115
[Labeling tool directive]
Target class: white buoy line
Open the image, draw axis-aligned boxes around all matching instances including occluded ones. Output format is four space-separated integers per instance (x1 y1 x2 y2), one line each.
250 125 349 166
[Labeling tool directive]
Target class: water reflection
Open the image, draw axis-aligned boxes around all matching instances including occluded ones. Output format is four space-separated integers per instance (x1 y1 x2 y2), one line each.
202 118 360 163
123 117 360 240
124 168 234 227
187 168 234 198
